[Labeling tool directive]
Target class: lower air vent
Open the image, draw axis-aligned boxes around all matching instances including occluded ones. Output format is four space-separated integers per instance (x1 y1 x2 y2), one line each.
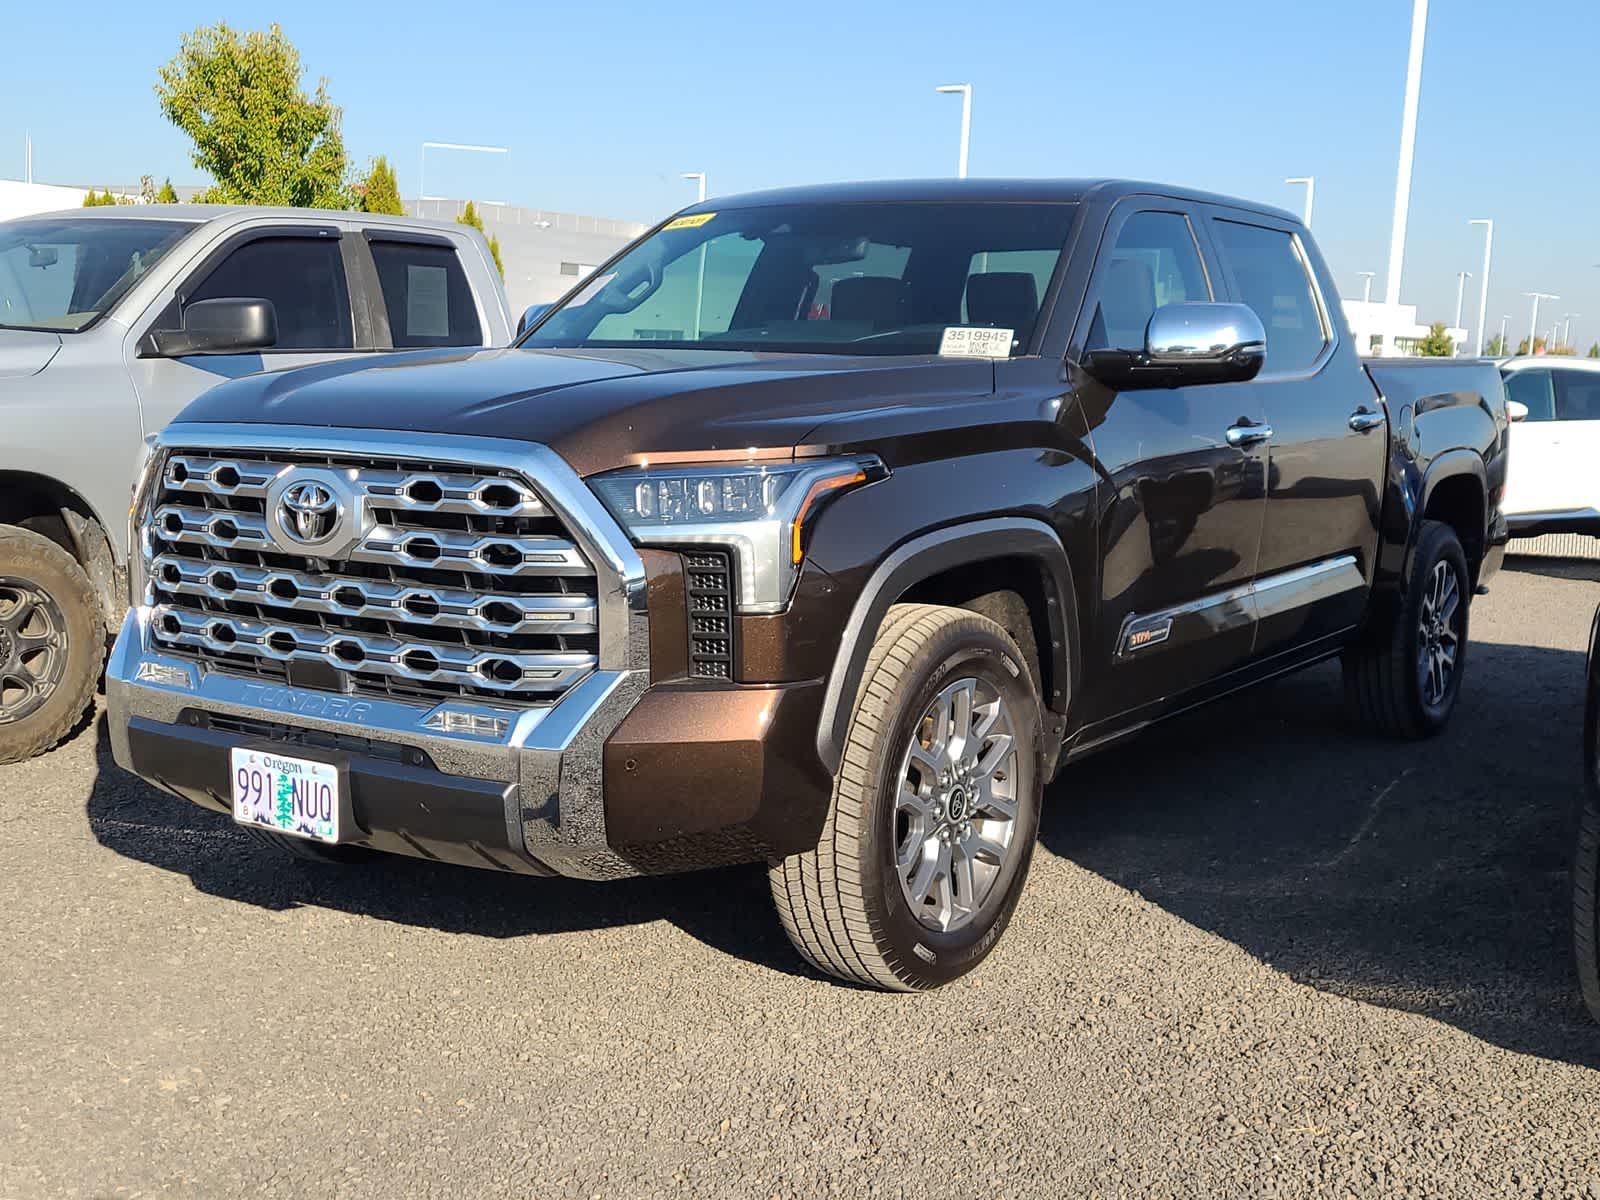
683 550 736 680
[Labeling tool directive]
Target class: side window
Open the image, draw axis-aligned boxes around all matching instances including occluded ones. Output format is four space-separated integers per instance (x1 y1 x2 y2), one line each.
1212 220 1328 373
186 236 353 350
368 240 483 348
1086 211 1209 351
1554 370 1600 421
1504 370 1556 421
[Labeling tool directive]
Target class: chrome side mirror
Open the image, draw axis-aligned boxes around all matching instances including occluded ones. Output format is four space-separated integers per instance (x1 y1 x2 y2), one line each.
1083 302 1267 390
1506 399 1529 423
1144 302 1267 383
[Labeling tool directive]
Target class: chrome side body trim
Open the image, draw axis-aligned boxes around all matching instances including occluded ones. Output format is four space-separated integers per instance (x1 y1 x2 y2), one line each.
1115 555 1363 658
113 423 652 880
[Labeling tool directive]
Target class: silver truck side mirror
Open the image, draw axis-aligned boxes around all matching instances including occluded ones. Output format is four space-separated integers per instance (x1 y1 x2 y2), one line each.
1506 399 1529 423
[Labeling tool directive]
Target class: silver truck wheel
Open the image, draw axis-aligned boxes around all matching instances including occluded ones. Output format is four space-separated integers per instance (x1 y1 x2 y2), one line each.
770 603 1043 990
0 528 103 764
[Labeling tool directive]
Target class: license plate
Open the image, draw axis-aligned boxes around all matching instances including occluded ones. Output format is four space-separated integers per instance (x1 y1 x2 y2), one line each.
230 748 341 843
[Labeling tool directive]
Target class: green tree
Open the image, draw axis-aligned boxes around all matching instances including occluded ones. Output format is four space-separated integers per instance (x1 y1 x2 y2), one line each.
1484 333 1509 357
1589 342 1599 359
456 200 505 278
1415 321 1454 357
1516 335 1547 356
155 178 179 204
155 22 351 209
358 156 403 215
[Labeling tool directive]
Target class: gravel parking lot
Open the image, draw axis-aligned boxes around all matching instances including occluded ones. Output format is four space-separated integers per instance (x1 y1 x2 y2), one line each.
3 558 1599 1198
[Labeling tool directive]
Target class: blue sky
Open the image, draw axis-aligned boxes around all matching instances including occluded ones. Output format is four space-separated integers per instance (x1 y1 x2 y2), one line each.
5 0 1595 349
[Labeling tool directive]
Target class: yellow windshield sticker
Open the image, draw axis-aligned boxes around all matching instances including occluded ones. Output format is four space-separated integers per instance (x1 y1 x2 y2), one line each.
664 212 717 231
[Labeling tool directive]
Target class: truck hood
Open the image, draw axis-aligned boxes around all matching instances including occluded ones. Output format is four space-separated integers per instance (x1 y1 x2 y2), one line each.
173 346 996 476
0 329 62 379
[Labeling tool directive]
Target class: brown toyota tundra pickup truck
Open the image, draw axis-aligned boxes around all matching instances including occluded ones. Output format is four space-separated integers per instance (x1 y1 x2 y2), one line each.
107 180 1509 990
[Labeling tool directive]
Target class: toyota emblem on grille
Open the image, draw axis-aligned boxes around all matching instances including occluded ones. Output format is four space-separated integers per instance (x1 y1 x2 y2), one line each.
264 468 367 558
281 481 338 543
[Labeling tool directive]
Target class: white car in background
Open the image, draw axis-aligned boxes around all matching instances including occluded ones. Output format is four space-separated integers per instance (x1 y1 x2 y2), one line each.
1500 357 1600 545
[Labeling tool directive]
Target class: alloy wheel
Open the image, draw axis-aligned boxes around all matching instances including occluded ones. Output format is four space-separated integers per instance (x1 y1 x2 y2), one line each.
893 676 1020 933
1417 559 1462 708
0 578 69 726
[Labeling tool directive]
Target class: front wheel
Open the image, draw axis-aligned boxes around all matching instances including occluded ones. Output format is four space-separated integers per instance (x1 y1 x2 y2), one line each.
1343 519 1470 739
0 527 104 764
770 604 1043 990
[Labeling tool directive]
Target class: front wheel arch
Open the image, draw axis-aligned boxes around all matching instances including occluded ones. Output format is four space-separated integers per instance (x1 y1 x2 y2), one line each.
814 518 1077 775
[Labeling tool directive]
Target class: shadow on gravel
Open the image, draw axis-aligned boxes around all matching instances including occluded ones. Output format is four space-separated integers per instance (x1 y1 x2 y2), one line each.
83 717 806 980
1041 639 1600 1069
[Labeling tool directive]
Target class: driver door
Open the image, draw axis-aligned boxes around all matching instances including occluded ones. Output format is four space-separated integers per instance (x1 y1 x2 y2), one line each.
1072 203 1269 724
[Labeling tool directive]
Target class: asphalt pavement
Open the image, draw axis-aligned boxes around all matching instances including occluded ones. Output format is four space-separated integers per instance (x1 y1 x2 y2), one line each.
4 557 1600 1198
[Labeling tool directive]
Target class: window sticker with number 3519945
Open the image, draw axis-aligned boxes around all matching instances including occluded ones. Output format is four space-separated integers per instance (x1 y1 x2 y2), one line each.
939 327 1014 358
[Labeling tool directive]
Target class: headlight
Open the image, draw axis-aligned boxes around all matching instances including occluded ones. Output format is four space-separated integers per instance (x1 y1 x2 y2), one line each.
128 433 167 606
590 457 883 613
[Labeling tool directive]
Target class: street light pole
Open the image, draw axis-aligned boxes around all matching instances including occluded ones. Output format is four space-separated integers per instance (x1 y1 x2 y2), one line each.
1499 314 1510 355
681 172 708 342
1285 177 1315 227
1358 271 1376 302
417 141 509 218
1453 271 1472 333
935 84 972 178
1469 218 1493 356
1385 0 1429 307
1525 292 1557 356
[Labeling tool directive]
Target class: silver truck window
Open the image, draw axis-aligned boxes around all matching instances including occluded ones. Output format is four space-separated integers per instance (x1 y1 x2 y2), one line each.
368 240 484 348
0 217 193 333
187 236 353 350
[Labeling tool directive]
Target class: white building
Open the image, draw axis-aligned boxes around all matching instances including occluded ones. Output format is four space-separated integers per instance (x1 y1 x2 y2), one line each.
1340 298 1467 357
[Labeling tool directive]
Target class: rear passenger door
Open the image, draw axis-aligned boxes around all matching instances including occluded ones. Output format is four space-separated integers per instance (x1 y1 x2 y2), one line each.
1207 210 1383 659
130 225 367 434
1074 202 1269 721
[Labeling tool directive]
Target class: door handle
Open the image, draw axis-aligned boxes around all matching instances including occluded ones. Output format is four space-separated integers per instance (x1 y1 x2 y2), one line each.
1225 423 1273 448
1348 409 1386 433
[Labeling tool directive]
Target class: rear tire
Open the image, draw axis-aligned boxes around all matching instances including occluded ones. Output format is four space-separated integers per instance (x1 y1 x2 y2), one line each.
1575 661 1600 1024
1343 519 1470 739
244 827 374 866
0 527 103 764
770 603 1043 990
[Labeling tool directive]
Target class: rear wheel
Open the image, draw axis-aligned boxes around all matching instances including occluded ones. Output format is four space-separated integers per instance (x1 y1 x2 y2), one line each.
770 603 1043 990
1343 519 1470 739
1575 664 1600 1024
0 527 103 764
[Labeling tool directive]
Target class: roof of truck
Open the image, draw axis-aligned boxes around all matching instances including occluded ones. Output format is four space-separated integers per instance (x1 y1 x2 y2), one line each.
10 204 468 235
671 178 1303 225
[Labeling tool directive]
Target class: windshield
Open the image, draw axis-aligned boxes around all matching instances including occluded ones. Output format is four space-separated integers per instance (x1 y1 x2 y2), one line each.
0 217 194 332
523 201 1077 357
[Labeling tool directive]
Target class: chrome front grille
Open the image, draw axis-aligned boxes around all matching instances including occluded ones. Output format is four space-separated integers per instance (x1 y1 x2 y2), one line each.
145 448 601 705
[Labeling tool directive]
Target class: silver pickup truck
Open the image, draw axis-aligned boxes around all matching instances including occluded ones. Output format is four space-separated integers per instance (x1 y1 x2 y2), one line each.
0 205 513 761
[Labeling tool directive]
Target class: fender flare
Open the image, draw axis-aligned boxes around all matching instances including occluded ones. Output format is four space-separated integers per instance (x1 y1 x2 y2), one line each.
815 517 1078 774
1409 449 1488 581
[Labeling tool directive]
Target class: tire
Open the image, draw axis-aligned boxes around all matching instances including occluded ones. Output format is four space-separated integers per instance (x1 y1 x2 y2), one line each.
243 826 374 866
1575 663 1600 1024
1343 519 1470 739
770 603 1044 990
0 527 104 764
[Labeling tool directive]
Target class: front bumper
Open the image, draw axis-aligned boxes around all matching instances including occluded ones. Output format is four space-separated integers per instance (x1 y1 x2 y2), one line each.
107 609 831 879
